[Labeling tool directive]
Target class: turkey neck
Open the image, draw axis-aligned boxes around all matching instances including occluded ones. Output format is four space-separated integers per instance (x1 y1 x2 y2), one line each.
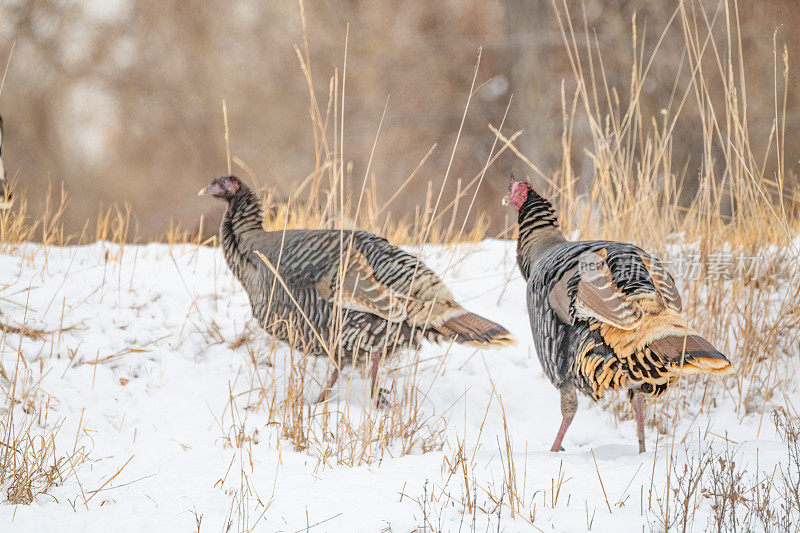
516 192 566 279
224 185 264 233
220 185 265 274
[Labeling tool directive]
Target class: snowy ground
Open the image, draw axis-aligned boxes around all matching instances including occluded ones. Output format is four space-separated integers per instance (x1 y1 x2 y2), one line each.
0 240 796 531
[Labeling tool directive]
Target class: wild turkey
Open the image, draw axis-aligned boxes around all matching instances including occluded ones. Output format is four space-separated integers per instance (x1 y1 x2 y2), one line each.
199 175 514 402
0 114 11 209
505 178 732 453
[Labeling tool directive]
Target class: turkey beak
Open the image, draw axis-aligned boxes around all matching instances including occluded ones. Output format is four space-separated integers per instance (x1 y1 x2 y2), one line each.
197 186 211 197
501 195 510 206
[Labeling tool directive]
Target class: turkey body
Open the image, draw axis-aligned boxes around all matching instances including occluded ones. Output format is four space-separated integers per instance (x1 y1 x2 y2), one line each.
226 226 472 361
214 178 513 371
525 239 724 400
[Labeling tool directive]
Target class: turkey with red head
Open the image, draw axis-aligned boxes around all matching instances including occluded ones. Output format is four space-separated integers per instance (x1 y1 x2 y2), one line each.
505 178 732 453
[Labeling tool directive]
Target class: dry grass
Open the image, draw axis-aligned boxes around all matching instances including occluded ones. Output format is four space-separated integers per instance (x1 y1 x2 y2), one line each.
382 0 800 527
0 188 129 507
201 9 509 527
0 322 89 506
647 407 800 532
221 322 449 463
514 0 800 443
0 0 797 527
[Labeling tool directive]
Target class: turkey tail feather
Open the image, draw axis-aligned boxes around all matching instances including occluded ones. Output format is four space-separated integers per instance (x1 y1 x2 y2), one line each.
436 312 516 347
650 334 734 375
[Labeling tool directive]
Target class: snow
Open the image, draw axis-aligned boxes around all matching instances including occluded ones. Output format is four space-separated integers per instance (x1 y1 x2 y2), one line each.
0 239 795 531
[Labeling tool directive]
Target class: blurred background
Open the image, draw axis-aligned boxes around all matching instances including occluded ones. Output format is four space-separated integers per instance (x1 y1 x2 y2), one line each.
0 0 797 240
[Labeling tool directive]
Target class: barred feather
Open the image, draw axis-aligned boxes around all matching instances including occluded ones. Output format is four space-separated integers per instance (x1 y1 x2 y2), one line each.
514 182 733 401
216 178 514 364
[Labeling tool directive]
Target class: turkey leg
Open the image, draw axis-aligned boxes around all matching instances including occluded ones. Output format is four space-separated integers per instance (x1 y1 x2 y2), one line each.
369 350 390 406
551 386 577 452
631 392 647 453
315 366 339 404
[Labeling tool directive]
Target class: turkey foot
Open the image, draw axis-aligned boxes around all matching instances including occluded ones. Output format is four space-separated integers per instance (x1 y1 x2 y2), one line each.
374 387 391 408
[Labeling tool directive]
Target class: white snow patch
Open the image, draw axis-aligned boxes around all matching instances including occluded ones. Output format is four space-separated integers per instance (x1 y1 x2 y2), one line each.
0 240 794 531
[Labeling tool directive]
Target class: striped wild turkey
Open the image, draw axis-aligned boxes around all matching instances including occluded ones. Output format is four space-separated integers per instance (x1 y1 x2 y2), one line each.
505 178 733 453
199 175 514 402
